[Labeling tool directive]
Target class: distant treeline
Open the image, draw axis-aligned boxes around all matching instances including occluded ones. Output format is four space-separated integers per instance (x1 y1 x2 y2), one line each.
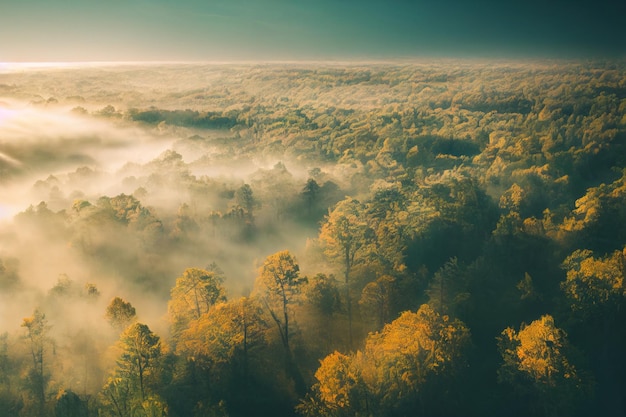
128 108 239 129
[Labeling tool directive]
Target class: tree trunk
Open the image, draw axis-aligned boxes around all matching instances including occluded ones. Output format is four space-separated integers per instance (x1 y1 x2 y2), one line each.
345 248 353 350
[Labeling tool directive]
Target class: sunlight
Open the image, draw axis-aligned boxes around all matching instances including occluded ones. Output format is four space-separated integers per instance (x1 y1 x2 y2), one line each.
0 60 622 417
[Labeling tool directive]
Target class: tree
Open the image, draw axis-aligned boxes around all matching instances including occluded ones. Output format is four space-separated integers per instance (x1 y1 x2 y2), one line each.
235 183 257 222
177 297 267 376
105 297 137 331
301 178 321 219
168 268 227 339
498 315 588 416
84 282 101 300
305 273 341 318
562 170 626 253
254 250 307 395
425 258 470 316
250 162 297 222
21 309 52 416
319 198 373 347
118 323 162 402
171 203 198 240
561 248 626 316
48 274 78 298
54 389 88 417
0 257 21 290
0 333 22 417
301 351 362 416
499 183 526 213
304 274 342 352
100 376 132 417
100 323 164 417
358 275 398 330
301 304 470 417
560 248 626 413
363 304 470 412
254 251 306 353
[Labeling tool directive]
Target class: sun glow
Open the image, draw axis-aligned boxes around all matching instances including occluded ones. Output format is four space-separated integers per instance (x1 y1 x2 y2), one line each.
0 61 180 73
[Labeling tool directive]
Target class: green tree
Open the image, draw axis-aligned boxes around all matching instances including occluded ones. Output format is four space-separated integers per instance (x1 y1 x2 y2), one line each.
358 275 398 330
105 297 137 331
0 257 20 290
425 257 470 316
235 183 257 222
118 323 162 402
560 247 626 412
0 333 22 417
304 274 342 352
100 377 132 417
305 273 341 318
54 389 88 417
301 178 321 219
22 309 52 415
319 198 372 347
100 323 164 417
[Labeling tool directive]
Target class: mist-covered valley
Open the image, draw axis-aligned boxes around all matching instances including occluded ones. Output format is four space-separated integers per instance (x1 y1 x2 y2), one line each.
1 60 626 417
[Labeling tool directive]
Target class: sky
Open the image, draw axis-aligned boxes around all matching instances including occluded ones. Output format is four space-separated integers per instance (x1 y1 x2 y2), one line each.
0 0 624 62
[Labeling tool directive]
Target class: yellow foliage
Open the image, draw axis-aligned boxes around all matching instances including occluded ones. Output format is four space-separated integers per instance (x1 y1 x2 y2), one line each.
177 297 265 364
315 351 356 409
561 248 626 311
498 315 580 391
167 268 226 338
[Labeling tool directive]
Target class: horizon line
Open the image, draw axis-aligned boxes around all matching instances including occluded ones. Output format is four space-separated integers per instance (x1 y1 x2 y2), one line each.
2 56 623 70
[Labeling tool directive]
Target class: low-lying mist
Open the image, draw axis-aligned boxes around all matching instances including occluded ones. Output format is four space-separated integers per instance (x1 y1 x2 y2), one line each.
0 86 341 347
0 100 177 215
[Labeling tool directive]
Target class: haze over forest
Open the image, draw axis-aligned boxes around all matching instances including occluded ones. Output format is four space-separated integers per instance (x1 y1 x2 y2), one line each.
0 59 625 417
1 0 626 416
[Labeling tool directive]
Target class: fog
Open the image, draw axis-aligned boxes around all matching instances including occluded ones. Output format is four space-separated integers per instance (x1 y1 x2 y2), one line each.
0 63 348 361
0 57 623 417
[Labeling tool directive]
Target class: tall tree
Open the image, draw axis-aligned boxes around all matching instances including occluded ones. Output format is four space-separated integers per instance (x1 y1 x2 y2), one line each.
301 178 321 219
118 323 162 402
21 309 52 416
425 257 470 316
560 247 626 414
100 323 164 417
304 273 342 352
254 250 306 353
0 333 22 417
254 250 307 395
235 183 257 223
168 268 227 340
358 275 398 330
319 198 372 348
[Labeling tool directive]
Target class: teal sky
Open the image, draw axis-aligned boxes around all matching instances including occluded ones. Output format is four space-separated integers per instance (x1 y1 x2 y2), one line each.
0 0 624 62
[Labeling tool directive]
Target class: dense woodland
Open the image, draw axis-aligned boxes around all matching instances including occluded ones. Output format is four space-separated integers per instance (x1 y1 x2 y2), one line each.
0 60 625 416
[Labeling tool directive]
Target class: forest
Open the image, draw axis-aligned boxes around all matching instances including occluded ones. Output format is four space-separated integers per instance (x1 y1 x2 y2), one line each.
0 59 625 416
